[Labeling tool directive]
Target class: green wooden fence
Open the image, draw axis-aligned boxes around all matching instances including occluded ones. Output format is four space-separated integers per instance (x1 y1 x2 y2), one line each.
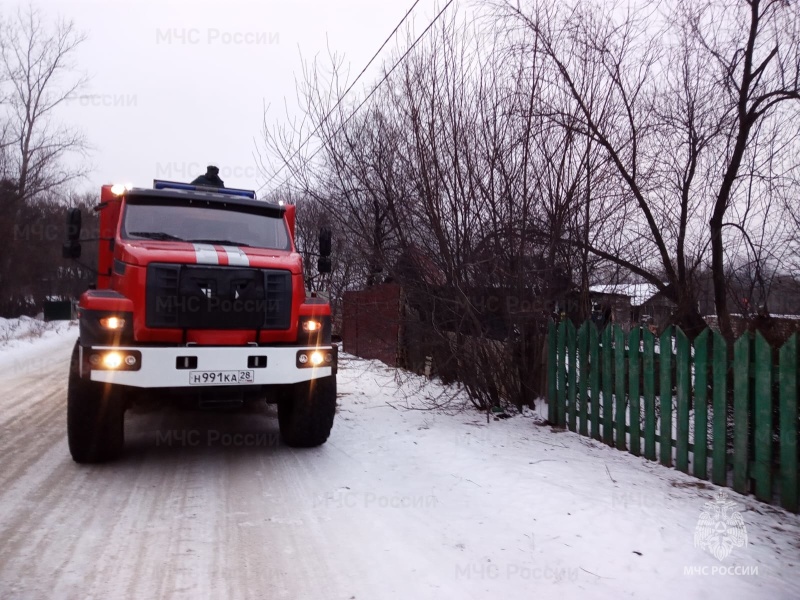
547 320 799 513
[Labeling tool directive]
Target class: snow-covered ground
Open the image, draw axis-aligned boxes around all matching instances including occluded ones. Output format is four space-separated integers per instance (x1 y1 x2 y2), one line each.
0 322 798 599
0 317 76 369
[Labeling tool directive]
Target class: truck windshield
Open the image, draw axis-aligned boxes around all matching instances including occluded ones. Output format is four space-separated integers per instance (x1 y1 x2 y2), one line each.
121 201 290 250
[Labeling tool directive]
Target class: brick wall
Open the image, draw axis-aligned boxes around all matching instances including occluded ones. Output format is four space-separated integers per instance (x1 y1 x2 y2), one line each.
342 284 402 366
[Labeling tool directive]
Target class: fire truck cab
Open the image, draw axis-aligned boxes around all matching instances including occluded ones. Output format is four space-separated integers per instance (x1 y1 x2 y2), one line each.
62 178 337 463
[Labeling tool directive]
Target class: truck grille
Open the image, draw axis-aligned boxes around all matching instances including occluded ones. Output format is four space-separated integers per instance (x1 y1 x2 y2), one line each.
146 264 292 330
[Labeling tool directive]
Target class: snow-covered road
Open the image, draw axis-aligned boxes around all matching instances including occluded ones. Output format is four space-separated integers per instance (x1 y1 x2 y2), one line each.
0 325 798 599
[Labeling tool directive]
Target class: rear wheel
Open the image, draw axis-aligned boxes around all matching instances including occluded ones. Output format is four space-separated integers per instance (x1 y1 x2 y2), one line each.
67 341 126 463
277 376 337 447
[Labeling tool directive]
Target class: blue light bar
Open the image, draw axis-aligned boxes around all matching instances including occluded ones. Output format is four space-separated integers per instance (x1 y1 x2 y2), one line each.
153 179 257 199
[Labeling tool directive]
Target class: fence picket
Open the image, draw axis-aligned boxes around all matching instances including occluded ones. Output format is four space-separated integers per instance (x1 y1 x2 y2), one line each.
602 326 613 446
567 321 577 433
779 335 798 513
712 331 728 486
590 324 600 440
578 323 589 437
629 328 641 457
557 321 566 428
754 332 772 502
733 334 750 494
659 327 673 467
693 330 709 480
676 328 690 473
615 325 626 450
548 320 557 424
643 329 656 461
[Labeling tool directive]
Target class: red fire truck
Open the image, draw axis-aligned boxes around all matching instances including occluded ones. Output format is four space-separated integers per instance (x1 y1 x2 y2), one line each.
62 178 337 463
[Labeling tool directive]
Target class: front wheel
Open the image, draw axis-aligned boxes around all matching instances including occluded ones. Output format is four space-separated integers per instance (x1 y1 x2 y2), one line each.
277 376 337 447
67 342 126 463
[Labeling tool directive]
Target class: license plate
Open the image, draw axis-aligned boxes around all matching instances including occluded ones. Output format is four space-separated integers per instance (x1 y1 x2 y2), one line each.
189 370 254 385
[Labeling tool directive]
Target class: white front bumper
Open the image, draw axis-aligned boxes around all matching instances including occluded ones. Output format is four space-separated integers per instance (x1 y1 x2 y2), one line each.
84 345 334 388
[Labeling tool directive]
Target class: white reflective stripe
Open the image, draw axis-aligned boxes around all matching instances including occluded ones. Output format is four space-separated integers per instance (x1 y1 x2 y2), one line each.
222 245 250 266
193 243 219 264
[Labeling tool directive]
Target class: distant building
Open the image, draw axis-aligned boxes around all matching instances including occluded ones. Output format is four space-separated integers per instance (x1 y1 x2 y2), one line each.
589 283 675 331
703 313 800 343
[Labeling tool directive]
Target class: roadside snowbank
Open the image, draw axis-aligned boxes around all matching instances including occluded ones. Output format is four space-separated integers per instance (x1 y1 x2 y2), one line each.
0 317 77 371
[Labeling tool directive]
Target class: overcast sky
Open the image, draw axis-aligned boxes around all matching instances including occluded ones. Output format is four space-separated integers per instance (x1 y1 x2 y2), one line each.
46 0 446 195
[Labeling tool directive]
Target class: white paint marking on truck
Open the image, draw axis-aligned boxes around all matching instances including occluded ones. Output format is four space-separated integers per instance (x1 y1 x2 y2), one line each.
193 243 219 265
222 246 250 267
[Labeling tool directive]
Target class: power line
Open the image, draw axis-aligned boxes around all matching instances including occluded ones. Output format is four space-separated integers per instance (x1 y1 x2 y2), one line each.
262 0 456 197
257 0 423 194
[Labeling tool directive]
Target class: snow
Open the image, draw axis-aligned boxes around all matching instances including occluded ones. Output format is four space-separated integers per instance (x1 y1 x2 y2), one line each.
0 325 798 599
0 317 77 371
714 313 800 321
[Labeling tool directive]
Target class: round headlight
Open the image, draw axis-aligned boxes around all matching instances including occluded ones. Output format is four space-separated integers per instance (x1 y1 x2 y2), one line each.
102 352 123 369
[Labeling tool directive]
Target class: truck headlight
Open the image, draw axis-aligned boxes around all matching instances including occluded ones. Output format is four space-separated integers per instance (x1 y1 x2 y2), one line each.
99 316 125 330
85 349 141 371
102 352 123 369
296 349 335 369
302 319 321 332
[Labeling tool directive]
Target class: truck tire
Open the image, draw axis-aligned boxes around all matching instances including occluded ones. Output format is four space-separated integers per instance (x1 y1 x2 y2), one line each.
67 341 125 463
277 376 336 447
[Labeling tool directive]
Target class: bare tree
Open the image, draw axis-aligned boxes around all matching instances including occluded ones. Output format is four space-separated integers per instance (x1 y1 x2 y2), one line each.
0 4 88 201
0 4 88 316
494 0 800 339
258 0 800 413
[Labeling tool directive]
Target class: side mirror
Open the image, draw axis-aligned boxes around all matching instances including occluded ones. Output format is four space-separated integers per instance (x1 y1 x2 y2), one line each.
317 257 332 274
319 227 332 257
62 241 81 259
63 208 82 259
66 208 82 242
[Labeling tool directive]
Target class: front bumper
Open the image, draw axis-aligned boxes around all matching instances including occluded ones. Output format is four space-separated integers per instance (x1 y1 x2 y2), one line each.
81 344 337 388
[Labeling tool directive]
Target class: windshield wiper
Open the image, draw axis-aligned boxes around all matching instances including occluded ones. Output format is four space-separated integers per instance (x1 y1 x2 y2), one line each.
188 239 251 247
128 231 186 242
